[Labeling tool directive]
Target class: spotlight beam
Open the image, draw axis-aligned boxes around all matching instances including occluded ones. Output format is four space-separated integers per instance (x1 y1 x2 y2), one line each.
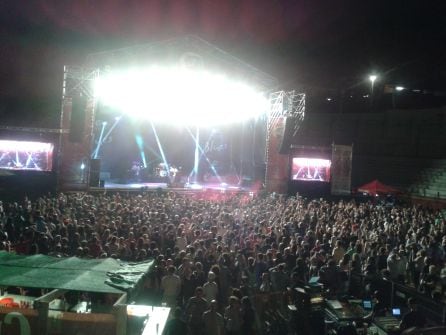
135 134 147 168
185 127 222 183
92 122 107 159
97 116 122 154
150 121 171 182
193 126 200 183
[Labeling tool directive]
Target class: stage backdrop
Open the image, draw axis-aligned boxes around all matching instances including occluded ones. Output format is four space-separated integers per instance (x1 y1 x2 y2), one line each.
330 144 353 195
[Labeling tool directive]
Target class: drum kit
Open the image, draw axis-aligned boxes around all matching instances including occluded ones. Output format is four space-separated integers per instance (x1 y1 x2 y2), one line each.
156 163 179 178
129 161 180 182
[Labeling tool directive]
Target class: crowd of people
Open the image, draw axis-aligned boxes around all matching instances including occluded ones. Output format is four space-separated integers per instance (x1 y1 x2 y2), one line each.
0 190 446 334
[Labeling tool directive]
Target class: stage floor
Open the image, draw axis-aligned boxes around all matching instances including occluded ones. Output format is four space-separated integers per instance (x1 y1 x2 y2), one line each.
104 181 169 189
95 181 249 192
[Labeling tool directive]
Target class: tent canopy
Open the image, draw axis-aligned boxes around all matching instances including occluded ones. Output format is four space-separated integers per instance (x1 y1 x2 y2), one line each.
0 251 153 294
357 179 401 195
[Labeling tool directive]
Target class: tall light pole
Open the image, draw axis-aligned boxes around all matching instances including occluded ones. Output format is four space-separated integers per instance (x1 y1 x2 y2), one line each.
369 74 378 110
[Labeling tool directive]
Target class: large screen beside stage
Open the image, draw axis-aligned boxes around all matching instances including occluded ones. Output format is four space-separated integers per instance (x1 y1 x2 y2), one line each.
291 157 331 182
0 140 54 172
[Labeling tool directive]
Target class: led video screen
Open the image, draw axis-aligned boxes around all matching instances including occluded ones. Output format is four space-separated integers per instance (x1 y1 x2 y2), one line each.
291 157 331 182
0 140 54 172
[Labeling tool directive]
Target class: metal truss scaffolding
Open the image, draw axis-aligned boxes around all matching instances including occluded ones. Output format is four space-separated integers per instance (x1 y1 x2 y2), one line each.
58 66 99 190
86 35 278 90
265 90 306 193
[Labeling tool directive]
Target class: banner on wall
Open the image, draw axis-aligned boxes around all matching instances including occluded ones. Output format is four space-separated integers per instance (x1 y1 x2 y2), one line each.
330 144 353 195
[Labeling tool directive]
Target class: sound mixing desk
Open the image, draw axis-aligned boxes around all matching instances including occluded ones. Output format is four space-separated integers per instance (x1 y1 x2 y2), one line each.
325 300 402 335
372 316 401 334
325 299 367 323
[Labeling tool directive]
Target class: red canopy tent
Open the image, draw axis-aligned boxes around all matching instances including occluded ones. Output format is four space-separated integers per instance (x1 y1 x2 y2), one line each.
357 179 401 195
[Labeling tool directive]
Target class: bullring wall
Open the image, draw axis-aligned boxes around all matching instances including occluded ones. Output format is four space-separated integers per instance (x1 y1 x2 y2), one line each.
292 107 446 187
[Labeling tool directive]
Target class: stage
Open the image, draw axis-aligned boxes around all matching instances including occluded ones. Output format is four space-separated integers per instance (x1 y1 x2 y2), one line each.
88 180 259 194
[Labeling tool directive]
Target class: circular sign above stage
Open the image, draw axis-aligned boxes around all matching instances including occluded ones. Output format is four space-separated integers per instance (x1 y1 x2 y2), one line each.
180 52 204 69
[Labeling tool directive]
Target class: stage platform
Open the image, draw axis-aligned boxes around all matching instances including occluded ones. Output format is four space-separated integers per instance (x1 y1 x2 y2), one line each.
88 181 255 194
104 181 169 189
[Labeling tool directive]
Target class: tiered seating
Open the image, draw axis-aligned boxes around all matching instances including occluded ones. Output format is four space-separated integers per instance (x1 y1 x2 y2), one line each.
410 159 446 199
354 156 423 189
353 156 446 199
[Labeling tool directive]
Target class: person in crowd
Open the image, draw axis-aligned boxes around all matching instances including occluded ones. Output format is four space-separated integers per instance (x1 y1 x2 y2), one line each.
259 272 272 293
269 263 289 292
400 298 427 332
363 290 387 322
224 295 242 335
440 261 446 296
203 271 218 304
387 252 401 282
319 258 341 294
421 265 439 296
161 265 181 307
202 299 224 335
291 257 308 286
163 307 188 335
185 287 208 335
240 296 256 335
332 240 346 265
414 250 426 290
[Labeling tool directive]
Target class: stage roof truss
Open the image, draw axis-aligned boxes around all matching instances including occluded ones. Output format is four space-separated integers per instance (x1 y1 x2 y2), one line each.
0 125 68 134
63 65 100 100
268 90 306 136
288 91 306 136
86 35 278 90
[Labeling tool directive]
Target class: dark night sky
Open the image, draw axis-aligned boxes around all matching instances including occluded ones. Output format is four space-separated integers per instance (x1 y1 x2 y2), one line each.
1 0 445 127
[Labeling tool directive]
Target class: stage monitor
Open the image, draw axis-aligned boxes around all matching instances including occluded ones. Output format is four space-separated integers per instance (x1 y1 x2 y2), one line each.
291 157 331 182
0 140 54 172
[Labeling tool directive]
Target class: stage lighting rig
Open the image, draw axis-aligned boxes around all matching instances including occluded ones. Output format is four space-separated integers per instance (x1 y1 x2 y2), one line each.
94 66 268 127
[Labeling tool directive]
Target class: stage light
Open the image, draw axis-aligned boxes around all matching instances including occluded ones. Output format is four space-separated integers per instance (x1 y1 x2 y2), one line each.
94 66 268 126
395 86 405 91
80 163 85 170
369 75 377 83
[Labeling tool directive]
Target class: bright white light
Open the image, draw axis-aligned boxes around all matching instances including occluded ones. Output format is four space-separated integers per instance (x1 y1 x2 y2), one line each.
94 66 268 127
0 140 53 152
326 98 332 101
185 183 203 190
292 158 331 167
80 163 85 170
395 86 404 91
369 75 377 83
